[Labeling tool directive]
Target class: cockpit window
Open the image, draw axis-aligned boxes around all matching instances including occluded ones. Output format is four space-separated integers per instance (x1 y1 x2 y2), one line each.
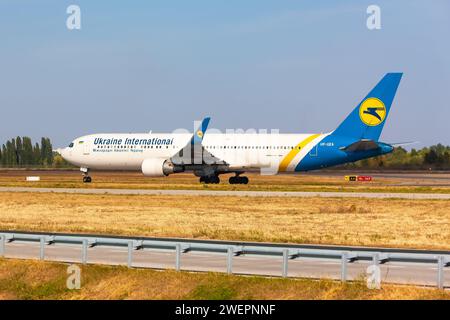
69 142 74 148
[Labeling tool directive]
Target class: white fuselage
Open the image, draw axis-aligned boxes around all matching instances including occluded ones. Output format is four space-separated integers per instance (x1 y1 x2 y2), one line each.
59 132 329 173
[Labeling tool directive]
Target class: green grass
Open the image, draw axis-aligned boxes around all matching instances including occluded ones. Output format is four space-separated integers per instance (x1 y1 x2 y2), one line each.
187 281 237 300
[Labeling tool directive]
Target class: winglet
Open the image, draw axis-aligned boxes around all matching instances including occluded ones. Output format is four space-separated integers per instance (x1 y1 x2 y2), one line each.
192 117 210 145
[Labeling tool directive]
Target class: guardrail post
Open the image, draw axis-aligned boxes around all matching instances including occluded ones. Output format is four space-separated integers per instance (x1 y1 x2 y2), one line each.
437 256 444 290
227 247 233 274
341 252 348 282
175 243 181 271
82 239 88 264
127 241 133 268
39 237 45 260
282 249 288 278
0 235 5 257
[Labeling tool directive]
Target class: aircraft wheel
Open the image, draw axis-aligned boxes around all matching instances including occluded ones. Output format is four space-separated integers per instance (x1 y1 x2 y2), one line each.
210 176 220 184
83 176 92 183
200 176 220 184
229 176 248 184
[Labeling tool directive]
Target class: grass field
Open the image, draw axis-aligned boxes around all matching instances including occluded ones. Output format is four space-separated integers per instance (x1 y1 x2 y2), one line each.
1 192 449 249
0 259 448 300
1 170 450 194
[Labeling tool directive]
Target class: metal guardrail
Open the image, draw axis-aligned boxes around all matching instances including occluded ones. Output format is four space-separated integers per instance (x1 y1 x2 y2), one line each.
0 231 449 289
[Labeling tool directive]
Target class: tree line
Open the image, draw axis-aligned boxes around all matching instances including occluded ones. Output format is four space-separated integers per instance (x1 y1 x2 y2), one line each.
0 137 68 167
344 144 450 170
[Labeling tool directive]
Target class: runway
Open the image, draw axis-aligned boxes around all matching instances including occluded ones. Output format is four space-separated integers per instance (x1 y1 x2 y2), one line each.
0 186 449 199
2 240 448 287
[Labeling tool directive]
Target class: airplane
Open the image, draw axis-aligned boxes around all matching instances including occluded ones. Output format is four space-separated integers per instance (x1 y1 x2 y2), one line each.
57 73 403 184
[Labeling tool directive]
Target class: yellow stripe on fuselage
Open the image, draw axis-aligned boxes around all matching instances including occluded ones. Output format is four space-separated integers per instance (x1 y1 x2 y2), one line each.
278 134 321 172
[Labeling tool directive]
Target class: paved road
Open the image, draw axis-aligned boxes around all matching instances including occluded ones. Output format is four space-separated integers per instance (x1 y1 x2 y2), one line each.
2 241 448 287
1 186 450 199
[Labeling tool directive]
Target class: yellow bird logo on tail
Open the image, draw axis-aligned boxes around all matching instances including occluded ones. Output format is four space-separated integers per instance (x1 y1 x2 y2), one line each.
359 97 386 126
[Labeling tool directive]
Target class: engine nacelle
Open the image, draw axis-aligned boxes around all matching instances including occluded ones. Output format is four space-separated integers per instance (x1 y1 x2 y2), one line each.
141 158 183 177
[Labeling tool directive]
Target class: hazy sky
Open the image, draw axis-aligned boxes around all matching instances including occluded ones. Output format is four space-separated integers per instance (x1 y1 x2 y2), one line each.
0 0 449 148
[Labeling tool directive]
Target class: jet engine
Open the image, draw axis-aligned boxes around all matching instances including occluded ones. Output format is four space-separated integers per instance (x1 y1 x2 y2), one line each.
141 159 183 177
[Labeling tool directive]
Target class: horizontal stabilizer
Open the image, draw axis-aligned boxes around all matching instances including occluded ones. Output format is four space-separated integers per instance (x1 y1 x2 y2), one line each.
340 139 380 152
388 141 419 147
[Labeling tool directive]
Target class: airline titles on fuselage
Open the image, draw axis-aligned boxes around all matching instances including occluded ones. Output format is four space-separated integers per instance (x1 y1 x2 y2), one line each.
93 137 175 153
94 137 174 146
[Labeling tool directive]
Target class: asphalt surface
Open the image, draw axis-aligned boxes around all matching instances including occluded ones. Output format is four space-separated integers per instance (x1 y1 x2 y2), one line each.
2 241 447 287
0 186 449 199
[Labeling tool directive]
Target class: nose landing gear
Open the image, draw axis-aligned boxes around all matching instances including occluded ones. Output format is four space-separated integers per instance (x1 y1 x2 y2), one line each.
82 176 92 183
80 167 92 183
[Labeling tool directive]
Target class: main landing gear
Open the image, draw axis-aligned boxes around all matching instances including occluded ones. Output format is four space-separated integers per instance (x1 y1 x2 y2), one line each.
80 167 92 183
229 175 249 185
199 175 220 184
199 174 249 185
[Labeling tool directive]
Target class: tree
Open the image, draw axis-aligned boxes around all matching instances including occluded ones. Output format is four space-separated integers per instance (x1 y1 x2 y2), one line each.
424 149 438 165
22 137 33 165
44 138 53 165
15 136 23 166
40 138 53 166
5 140 13 166
33 143 41 165
1 145 6 166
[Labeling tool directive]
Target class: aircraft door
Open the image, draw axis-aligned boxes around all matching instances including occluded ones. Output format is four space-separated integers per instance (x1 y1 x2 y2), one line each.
83 141 90 155
309 144 318 157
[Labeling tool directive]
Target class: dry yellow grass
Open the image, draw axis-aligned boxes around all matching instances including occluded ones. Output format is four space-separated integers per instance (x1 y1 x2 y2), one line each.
0 259 449 300
0 192 449 249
